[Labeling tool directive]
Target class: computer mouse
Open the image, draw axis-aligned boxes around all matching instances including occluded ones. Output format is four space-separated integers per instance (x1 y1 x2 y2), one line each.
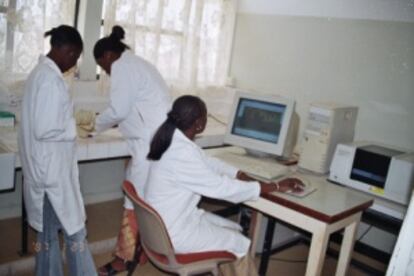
279 177 307 188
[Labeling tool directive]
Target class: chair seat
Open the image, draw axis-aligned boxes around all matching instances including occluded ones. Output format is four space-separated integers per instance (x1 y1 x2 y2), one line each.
122 181 237 275
147 248 236 265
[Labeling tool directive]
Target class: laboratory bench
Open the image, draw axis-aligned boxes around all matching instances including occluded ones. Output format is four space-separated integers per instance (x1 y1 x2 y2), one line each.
0 118 227 255
0 117 226 169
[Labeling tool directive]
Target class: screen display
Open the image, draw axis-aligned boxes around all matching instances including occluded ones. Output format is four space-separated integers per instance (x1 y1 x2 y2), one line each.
231 98 286 143
350 145 402 188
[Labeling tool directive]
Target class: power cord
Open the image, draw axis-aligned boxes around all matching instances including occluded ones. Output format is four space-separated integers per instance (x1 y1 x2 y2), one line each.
207 113 227 125
357 225 372 242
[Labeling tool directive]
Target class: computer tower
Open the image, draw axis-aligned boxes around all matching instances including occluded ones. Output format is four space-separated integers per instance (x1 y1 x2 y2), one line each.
298 103 358 174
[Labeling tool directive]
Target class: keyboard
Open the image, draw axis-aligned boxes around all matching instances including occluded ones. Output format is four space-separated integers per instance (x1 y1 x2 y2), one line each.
215 152 290 180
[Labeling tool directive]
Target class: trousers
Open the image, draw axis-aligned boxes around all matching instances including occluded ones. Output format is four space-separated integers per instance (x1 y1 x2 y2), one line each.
35 195 96 276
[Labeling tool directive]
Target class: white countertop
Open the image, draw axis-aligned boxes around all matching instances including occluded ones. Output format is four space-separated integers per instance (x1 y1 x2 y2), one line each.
0 118 226 168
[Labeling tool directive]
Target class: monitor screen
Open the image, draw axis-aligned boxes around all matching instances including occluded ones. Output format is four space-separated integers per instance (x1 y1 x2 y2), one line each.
231 98 286 144
224 91 296 158
350 145 403 188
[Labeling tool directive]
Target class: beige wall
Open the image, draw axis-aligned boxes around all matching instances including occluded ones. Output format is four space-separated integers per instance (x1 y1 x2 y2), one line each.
230 13 414 150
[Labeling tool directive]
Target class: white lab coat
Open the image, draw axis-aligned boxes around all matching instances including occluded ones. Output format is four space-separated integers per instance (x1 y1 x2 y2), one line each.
95 51 171 208
18 56 86 235
145 130 261 258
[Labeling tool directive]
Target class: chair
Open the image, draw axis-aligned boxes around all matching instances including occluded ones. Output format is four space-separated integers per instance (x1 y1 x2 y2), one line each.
122 181 237 276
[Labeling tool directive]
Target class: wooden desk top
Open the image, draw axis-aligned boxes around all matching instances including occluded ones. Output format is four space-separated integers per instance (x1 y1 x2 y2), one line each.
261 174 373 224
207 146 374 224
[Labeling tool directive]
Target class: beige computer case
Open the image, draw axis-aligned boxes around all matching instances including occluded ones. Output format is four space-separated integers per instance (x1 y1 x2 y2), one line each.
298 103 358 174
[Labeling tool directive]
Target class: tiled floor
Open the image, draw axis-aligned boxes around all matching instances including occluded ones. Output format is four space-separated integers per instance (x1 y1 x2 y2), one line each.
0 198 386 275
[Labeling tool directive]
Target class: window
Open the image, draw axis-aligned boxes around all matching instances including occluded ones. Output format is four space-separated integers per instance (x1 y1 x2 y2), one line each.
102 0 236 93
0 0 76 78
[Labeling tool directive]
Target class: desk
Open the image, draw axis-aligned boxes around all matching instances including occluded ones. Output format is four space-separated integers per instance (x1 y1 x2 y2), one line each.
207 147 374 276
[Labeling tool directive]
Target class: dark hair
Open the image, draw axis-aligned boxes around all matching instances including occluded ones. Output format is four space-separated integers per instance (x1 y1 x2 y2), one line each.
93 25 130 59
147 95 207 161
44 25 83 50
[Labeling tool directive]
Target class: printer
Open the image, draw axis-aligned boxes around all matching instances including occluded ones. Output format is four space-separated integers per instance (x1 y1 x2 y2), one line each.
329 141 414 212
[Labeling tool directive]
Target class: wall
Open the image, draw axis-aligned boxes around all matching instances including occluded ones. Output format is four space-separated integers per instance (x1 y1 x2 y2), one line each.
230 0 414 151
230 0 414 255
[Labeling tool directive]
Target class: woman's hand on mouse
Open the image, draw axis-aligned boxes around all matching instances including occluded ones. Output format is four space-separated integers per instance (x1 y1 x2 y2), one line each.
238 171 305 195
259 182 279 194
276 178 305 193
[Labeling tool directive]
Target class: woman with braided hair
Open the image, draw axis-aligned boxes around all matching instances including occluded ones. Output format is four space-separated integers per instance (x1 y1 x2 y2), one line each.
93 25 171 275
145 95 302 275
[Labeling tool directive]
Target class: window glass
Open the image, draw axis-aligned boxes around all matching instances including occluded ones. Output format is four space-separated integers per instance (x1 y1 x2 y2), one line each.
162 0 186 32
102 0 236 91
0 0 76 75
0 14 6 69
158 34 181 81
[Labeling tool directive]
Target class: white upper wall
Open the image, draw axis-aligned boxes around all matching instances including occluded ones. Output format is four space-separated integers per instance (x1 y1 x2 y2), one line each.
238 0 414 22
231 1 414 150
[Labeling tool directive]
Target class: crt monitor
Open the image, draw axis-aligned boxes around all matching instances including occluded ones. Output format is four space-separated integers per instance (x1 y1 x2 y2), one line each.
224 91 297 159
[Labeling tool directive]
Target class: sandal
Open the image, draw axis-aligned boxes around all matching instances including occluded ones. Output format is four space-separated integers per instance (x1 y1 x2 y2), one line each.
98 258 131 276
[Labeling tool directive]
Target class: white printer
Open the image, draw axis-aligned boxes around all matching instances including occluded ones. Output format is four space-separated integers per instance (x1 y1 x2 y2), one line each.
329 141 414 211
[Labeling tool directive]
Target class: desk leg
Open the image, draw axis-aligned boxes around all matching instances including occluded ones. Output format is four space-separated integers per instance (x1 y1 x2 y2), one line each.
259 217 276 276
335 214 360 276
240 206 252 236
305 227 329 276
249 211 263 258
19 174 29 256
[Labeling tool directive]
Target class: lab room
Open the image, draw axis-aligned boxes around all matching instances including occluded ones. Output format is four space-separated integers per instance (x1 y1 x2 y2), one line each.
1 0 413 275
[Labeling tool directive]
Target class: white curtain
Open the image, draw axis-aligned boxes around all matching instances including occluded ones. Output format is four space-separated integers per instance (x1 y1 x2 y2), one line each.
0 0 75 114
0 0 76 78
102 0 237 95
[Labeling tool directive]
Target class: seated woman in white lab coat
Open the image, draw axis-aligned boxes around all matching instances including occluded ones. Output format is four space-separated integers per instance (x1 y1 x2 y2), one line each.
145 95 302 275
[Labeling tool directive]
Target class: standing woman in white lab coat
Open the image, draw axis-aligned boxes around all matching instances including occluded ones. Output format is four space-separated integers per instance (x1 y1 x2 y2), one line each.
18 25 96 276
145 95 301 276
93 26 171 274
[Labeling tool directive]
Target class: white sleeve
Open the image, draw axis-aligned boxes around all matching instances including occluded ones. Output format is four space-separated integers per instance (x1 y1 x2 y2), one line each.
202 151 238 178
33 80 76 142
176 148 260 204
95 66 135 132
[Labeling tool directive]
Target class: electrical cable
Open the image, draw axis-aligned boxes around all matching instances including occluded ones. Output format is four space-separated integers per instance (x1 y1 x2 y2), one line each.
357 225 372 242
207 113 227 125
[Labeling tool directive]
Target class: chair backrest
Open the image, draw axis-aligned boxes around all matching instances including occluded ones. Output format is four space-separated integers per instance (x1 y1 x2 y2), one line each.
122 181 180 268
